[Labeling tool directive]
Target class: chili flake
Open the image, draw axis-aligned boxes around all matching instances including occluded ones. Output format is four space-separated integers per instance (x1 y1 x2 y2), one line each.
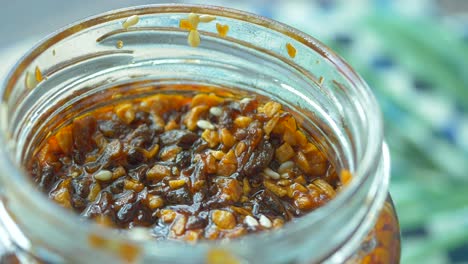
286 43 296 58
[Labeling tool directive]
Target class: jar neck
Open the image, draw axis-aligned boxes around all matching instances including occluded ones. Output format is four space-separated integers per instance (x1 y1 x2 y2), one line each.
0 4 387 263
324 143 391 263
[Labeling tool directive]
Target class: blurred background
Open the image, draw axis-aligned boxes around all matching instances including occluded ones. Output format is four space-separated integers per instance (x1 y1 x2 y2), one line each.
1 0 467 263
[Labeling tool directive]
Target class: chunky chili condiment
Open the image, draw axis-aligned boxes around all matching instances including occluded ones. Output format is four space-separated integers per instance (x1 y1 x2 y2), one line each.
29 86 344 241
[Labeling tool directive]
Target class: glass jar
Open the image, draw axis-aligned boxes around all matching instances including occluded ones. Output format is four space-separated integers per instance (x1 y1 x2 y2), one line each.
0 4 400 264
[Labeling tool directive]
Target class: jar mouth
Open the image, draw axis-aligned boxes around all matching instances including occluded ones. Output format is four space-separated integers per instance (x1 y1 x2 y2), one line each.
0 3 385 262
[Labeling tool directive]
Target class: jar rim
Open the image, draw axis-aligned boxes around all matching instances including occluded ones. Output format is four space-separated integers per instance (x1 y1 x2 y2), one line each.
0 3 385 261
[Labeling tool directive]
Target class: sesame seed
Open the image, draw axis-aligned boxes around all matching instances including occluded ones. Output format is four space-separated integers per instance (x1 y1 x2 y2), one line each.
140 100 150 109
188 13 200 28
122 15 139 29
263 168 280 180
259 215 272 228
128 227 152 240
318 76 324 85
197 120 215 130
239 98 252 104
209 107 223 116
116 40 124 49
188 29 201 47
280 173 290 179
199 15 216 23
94 170 113 181
25 71 37 89
278 161 295 175
244 215 259 228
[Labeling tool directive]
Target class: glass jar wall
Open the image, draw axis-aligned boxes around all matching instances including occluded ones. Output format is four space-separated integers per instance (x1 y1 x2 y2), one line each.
0 4 400 263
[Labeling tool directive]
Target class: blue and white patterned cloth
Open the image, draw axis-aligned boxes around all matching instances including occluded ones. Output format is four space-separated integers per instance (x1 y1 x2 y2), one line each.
1 1 467 263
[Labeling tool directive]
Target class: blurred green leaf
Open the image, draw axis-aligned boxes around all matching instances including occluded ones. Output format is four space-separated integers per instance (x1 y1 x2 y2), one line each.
327 14 468 263
327 23 468 181
364 13 468 110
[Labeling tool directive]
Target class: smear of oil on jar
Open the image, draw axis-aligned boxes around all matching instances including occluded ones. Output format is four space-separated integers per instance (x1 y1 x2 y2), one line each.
346 200 401 264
